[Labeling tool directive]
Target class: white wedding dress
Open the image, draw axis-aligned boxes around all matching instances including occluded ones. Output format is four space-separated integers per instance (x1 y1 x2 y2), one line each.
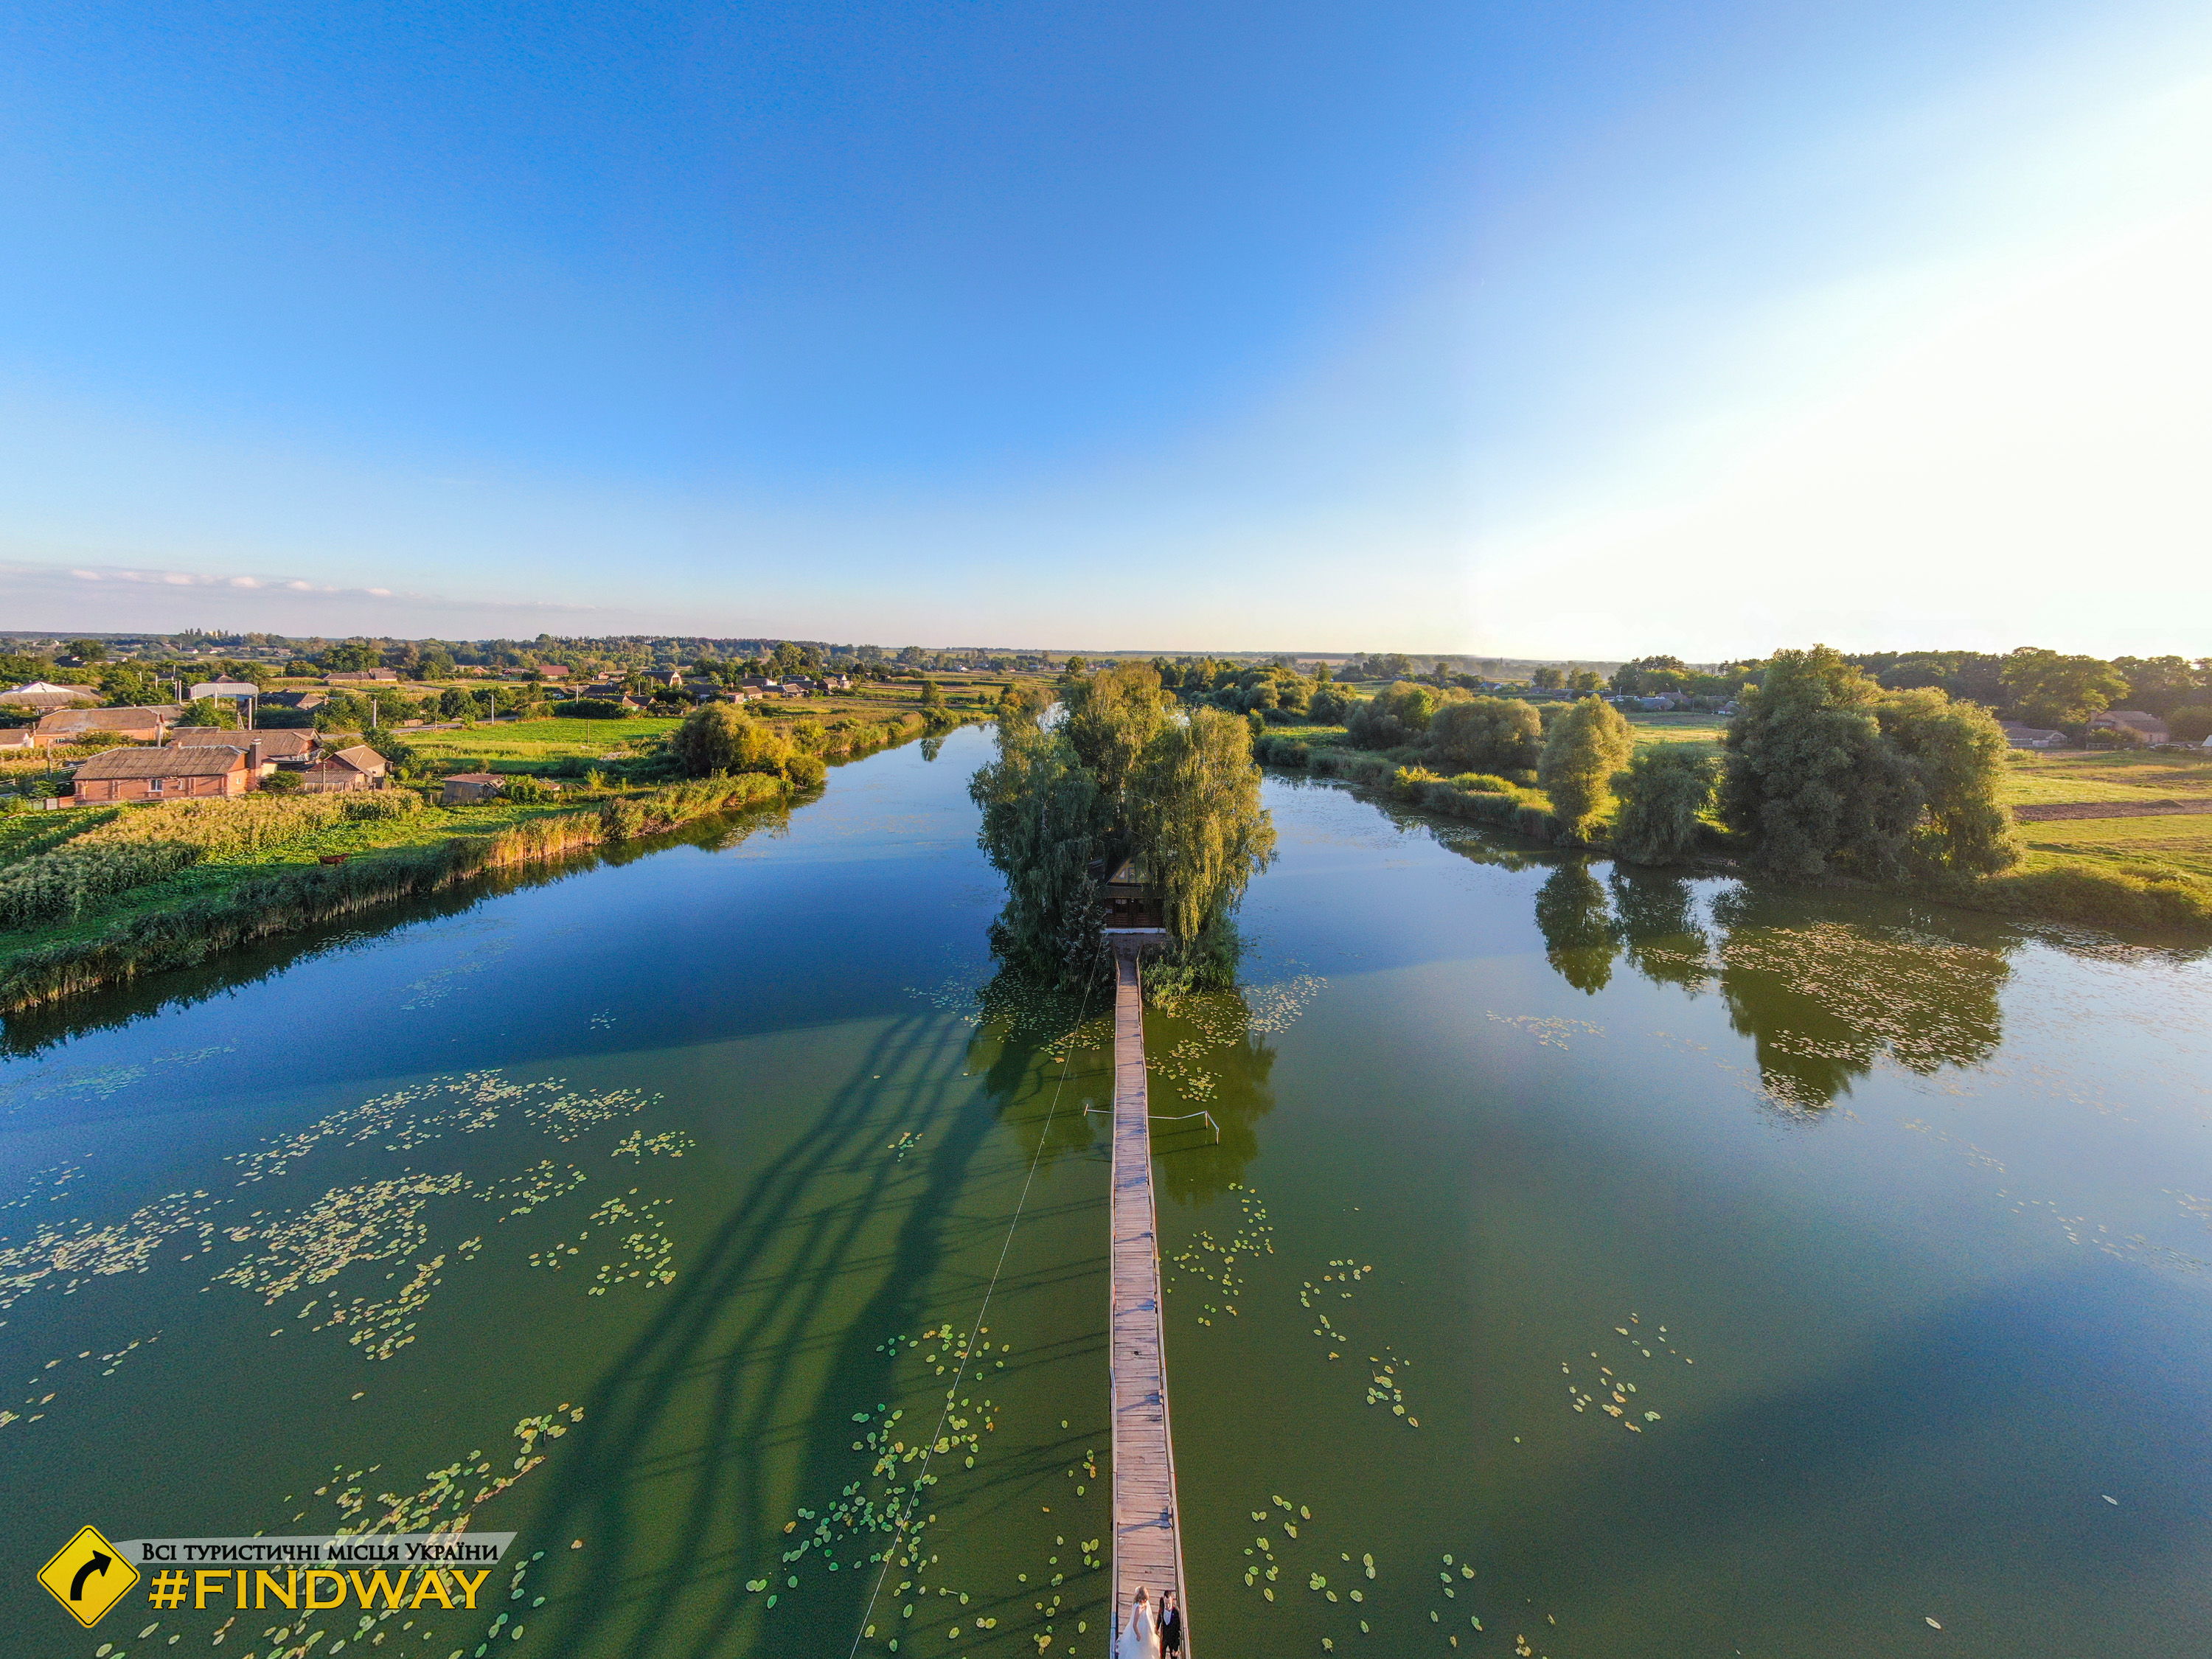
1118 1597 1160 1659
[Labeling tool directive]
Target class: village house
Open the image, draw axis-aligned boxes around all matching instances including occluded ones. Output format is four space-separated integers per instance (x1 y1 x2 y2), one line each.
33 705 183 745
167 728 317 771
2089 709 2171 746
72 743 257 802
259 689 328 712
1999 722 2070 750
302 743 389 793
0 680 101 712
534 664 571 678
327 668 400 684
440 771 505 804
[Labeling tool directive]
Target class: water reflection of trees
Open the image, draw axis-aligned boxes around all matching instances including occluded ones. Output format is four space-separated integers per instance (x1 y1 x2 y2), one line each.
1529 862 2010 1111
963 966 1273 1204
1533 863 1620 993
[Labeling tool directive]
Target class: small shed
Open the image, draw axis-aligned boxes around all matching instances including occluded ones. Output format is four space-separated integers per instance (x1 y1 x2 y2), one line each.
74 744 254 802
441 771 504 805
303 743 389 793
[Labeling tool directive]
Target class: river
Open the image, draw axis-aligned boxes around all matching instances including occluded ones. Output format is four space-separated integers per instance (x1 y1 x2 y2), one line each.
4 723 2210 1658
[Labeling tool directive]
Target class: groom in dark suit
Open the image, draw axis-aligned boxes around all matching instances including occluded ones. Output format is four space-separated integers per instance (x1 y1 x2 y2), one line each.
1159 1590 1184 1655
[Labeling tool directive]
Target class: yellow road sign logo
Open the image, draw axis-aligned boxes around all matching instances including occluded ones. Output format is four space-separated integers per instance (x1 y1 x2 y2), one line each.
38 1525 139 1627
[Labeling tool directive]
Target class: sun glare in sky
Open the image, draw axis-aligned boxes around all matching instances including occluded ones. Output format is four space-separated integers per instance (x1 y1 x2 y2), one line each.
0 0 2205 653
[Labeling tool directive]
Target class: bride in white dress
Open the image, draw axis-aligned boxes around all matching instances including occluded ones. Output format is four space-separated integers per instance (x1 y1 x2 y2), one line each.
1118 1587 1161 1659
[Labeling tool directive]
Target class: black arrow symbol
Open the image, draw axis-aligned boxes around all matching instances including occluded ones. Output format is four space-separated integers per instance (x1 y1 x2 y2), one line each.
69 1552 111 1600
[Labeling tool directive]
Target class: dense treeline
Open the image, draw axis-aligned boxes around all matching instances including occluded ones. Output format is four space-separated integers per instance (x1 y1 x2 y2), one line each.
1259 646 2212 933
1262 650 2020 879
1607 647 2212 740
970 664 1274 990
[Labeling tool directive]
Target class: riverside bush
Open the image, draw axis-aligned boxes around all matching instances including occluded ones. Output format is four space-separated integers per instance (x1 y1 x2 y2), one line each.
1973 863 2212 935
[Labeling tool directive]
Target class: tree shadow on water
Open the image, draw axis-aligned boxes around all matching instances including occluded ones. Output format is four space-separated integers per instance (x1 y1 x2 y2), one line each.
515 1008 1025 1659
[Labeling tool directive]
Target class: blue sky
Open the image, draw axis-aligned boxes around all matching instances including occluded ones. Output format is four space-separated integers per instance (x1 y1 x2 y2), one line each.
3 0 2207 655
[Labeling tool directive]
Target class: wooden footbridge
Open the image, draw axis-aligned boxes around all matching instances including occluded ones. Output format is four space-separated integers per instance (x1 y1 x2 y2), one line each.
1106 935 1188 1653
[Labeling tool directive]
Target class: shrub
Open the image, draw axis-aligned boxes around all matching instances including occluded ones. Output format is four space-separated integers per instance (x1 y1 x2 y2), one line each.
784 754 827 788
1611 747 1718 866
1427 698 1543 774
258 769 303 793
2084 724 2144 750
669 703 793 777
500 775 559 802
1346 681 1453 748
561 698 630 720
1978 863 2212 935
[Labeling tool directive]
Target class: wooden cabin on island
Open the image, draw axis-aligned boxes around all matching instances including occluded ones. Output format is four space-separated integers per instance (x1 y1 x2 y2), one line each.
1101 857 1169 941
73 743 257 802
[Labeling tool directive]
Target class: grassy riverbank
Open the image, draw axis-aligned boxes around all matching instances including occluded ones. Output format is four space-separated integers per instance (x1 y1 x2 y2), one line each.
0 702 1000 1016
1254 716 2212 939
0 774 797 1012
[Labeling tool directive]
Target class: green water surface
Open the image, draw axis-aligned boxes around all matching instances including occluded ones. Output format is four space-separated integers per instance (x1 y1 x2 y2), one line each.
4 726 2211 1658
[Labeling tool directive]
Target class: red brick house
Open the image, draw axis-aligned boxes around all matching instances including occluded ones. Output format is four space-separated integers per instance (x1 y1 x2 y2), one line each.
72 744 255 802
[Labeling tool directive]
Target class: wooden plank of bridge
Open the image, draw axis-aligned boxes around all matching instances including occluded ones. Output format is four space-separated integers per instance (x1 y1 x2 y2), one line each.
1109 942 1187 1654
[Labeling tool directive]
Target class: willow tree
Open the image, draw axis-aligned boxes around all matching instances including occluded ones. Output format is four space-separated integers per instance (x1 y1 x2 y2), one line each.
1127 709 1277 978
972 681 1274 989
1060 662 1169 812
1722 647 2017 882
967 717 1110 982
